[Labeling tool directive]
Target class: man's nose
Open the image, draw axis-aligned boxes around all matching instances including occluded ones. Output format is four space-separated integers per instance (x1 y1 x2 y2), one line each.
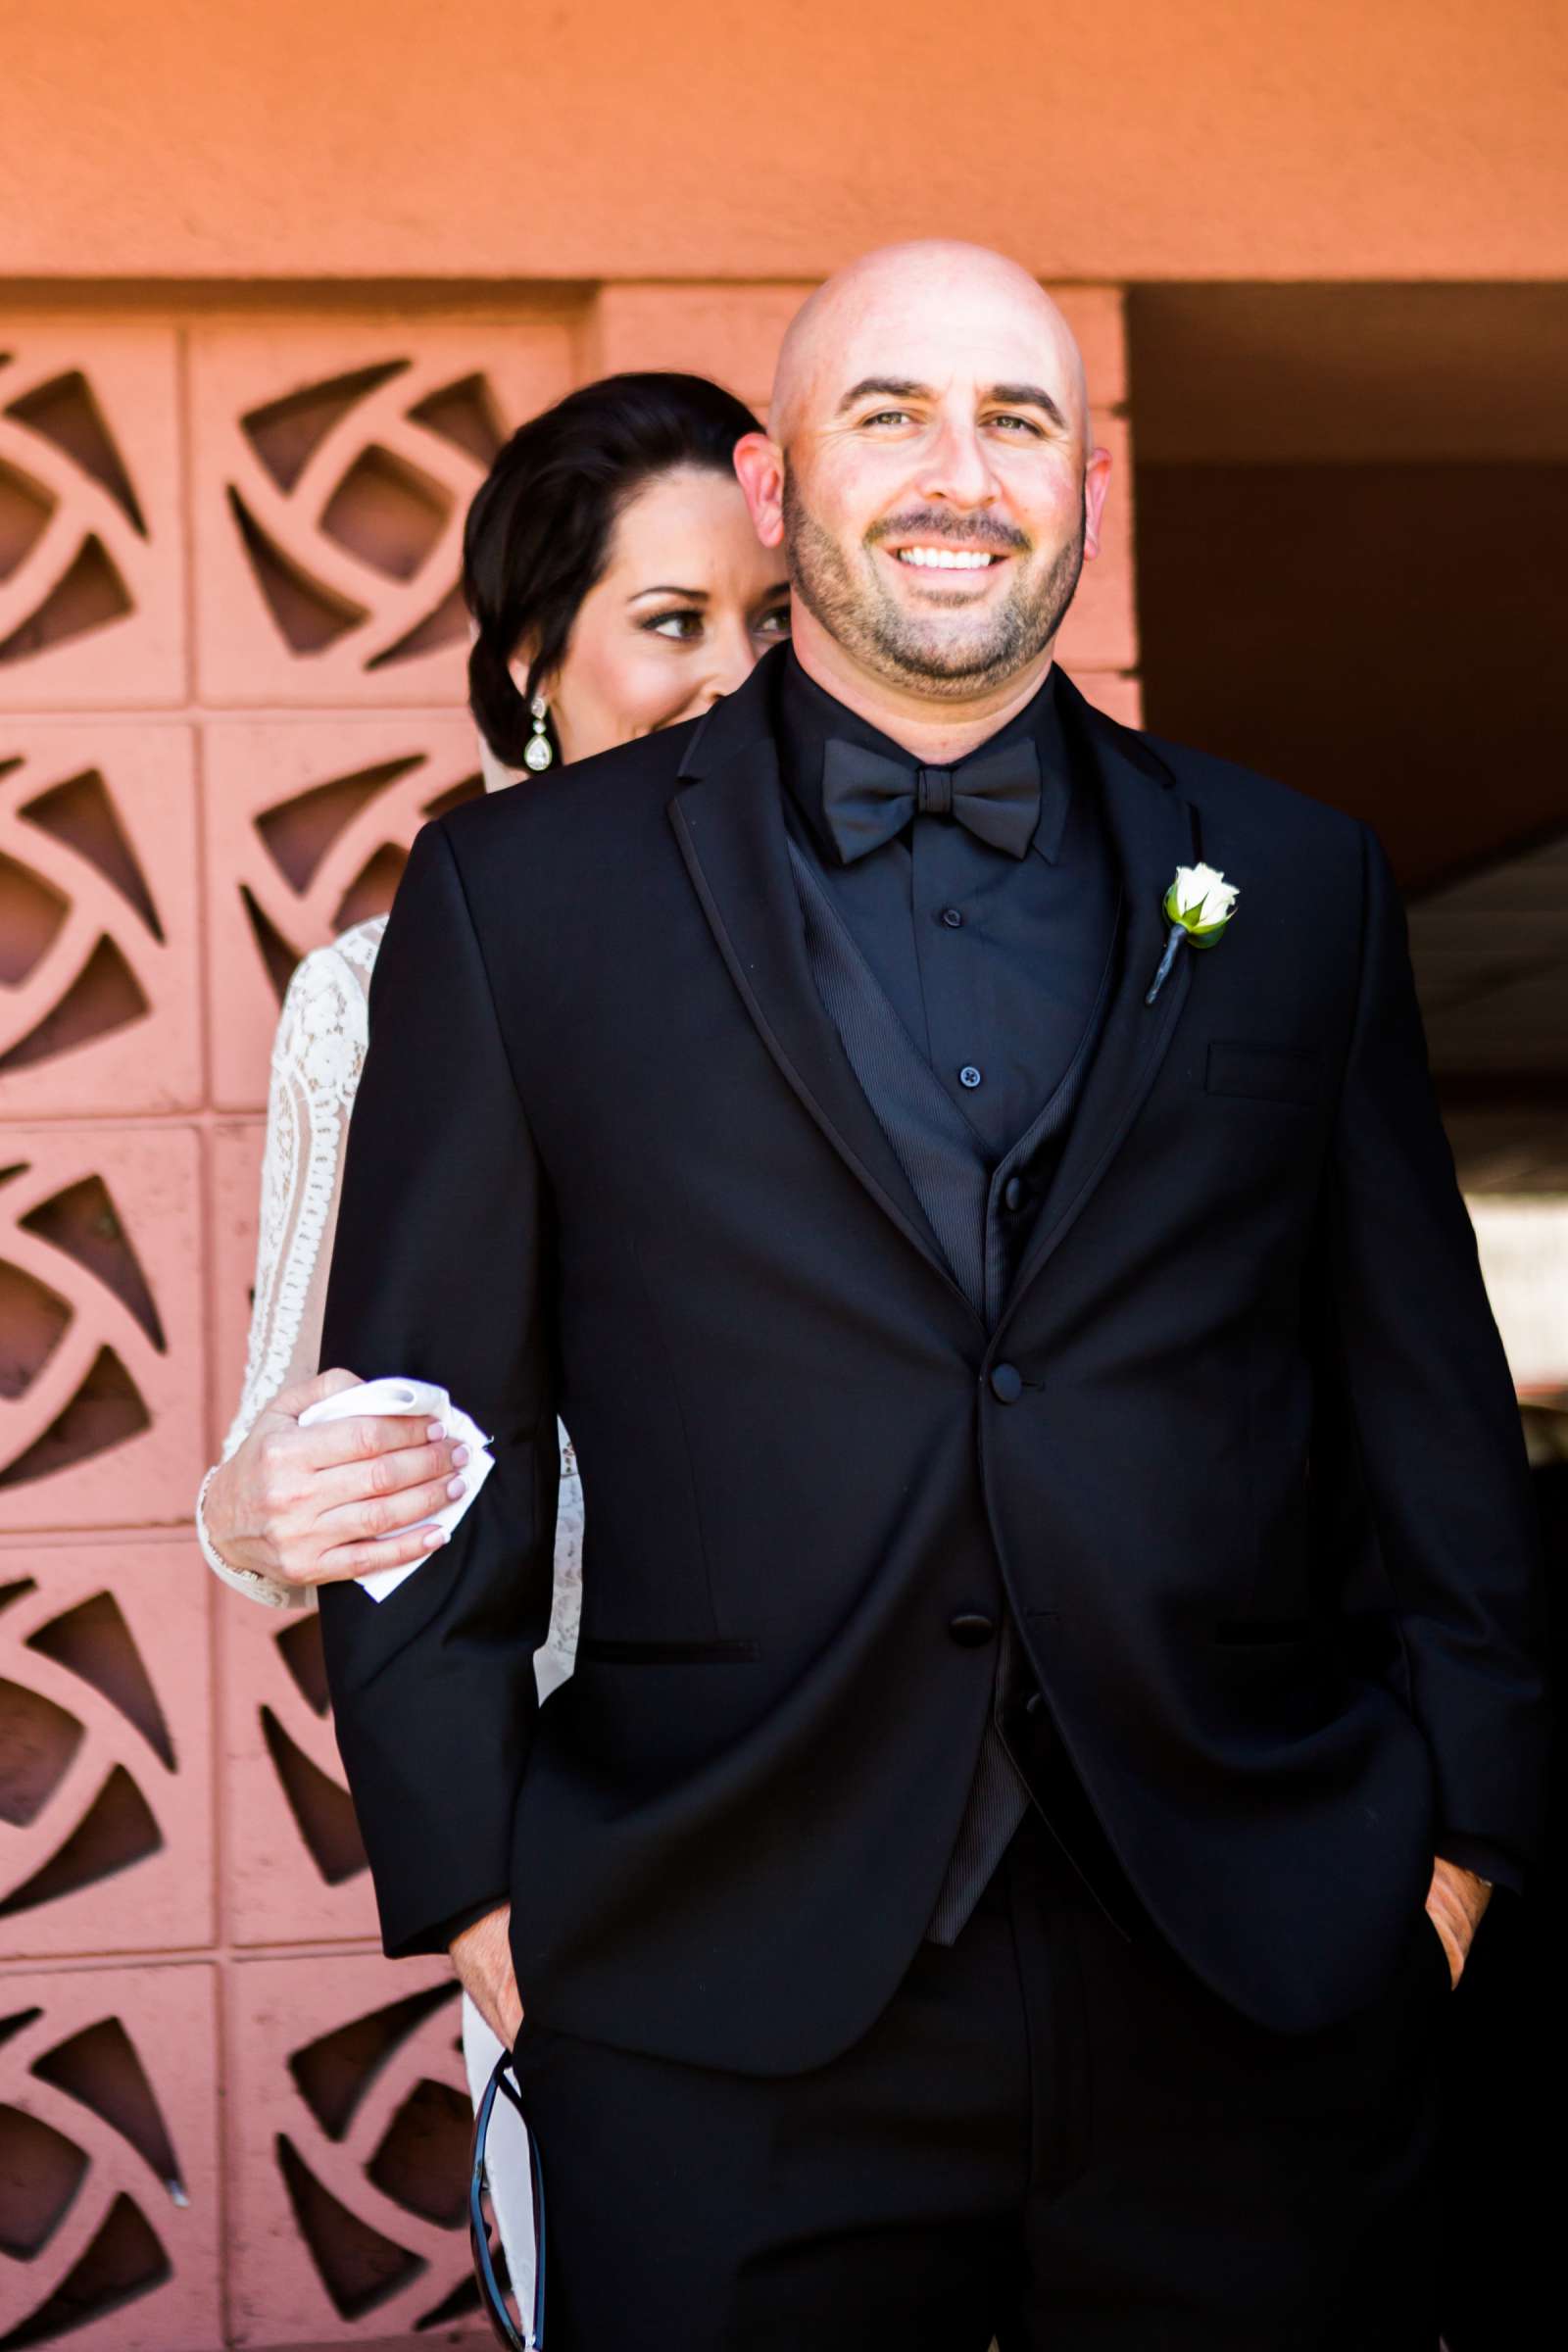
916 419 999 513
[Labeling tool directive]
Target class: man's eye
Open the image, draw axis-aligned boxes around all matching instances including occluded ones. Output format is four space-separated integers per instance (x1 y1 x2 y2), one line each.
860 409 913 429
646 611 704 640
989 414 1043 436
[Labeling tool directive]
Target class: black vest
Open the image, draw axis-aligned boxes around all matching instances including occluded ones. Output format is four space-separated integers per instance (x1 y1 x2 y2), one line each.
787 833 1119 1936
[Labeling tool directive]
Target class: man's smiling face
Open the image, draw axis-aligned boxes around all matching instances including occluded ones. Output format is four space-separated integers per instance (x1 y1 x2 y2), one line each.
769 247 1110 700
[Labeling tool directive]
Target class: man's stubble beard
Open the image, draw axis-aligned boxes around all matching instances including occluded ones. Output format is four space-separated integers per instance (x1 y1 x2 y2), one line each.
781 461 1086 701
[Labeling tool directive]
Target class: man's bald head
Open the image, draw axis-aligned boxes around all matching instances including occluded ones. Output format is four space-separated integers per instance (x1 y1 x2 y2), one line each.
769 241 1090 451
732 237 1111 722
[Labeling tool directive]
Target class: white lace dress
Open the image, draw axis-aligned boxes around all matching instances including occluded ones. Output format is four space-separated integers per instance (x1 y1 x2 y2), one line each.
196 913 571 2324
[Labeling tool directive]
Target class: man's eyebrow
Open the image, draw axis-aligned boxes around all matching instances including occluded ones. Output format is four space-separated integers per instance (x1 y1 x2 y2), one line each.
833 376 1070 431
987 382 1069 430
835 376 931 416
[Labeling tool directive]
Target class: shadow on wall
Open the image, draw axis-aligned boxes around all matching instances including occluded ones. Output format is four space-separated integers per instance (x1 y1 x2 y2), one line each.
1130 283 1568 1196
1128 282 1568 888
1134 459 1568 891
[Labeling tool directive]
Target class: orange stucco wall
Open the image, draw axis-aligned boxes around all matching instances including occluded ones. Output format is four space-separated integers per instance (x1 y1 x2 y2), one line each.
4 1 1567 283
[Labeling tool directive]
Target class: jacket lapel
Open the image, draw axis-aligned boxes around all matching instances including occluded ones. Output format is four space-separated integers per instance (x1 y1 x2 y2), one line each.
668 660 982 1325
1000 675 1200 1327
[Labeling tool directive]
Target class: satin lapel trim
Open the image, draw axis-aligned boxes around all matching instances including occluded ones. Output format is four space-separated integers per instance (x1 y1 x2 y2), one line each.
669 742 983 1327
1000 693 1200 1324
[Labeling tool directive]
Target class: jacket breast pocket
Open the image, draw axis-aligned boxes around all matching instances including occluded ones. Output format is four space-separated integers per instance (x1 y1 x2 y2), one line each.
1204 1040 1321 1108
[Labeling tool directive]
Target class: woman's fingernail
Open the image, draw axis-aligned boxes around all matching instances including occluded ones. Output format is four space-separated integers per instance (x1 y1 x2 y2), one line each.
427 1422 446 1442
424 1527 447 1546
452 1443 471 1468
447 1477 466 1500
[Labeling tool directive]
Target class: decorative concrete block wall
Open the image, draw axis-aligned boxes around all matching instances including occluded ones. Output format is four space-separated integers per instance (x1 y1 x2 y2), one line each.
1 285 1139 2348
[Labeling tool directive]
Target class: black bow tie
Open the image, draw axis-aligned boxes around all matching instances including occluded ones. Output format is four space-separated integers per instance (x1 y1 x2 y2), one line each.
819 735 1042 866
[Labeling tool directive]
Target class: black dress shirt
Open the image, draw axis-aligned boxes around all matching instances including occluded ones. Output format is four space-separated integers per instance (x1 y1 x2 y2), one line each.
775 650 1132 1936
776 652 1116 1164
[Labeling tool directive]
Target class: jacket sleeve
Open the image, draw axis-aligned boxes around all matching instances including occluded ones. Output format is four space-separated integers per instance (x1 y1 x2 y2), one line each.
1328 823 1547 1888
317 818 559 1957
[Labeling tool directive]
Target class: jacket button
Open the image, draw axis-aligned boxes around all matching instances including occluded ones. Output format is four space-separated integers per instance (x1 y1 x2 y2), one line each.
1003 1175 1028 1212
949 1611 997 1647
1024 1689 1048 1719
989 1362 1023 1403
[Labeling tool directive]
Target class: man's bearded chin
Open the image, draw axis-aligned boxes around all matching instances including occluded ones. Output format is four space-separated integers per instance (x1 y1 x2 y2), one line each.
781 464 1086 698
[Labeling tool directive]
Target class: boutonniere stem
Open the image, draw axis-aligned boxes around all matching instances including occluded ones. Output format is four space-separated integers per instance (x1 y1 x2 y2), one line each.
1146 863 1240 1005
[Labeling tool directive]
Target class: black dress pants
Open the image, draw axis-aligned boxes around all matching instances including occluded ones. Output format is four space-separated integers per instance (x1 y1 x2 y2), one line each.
514 1818 1446 2349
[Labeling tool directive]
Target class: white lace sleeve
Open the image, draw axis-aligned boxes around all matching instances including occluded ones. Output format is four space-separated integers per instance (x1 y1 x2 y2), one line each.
194 915 584 1696
195 918 388 1610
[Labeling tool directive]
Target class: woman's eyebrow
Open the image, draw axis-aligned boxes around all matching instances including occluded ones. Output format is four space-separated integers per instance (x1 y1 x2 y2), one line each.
626 584 710 602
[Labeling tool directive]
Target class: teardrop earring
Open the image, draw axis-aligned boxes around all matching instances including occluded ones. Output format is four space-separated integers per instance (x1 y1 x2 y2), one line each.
523 694 555 773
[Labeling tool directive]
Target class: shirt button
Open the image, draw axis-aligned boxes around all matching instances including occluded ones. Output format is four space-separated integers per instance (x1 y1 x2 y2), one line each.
948 1611 997 1647
959 1064 983 1090
1003 1175 1028 1212
990 1362 1024 1403
940 906 963 929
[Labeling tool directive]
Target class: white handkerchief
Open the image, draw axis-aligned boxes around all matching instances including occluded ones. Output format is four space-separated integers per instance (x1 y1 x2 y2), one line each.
299 1375 495 1602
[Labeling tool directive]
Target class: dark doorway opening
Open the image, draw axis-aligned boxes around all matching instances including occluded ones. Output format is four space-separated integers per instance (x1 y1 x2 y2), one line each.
1129 283 1568 1190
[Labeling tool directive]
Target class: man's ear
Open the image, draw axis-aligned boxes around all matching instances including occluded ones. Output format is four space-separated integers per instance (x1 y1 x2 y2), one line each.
1082 445 1113 563
733 433 787 550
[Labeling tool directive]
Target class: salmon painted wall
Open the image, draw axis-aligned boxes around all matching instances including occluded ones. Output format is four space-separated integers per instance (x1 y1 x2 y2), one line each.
3 4 1565 2344
4 0 1566 283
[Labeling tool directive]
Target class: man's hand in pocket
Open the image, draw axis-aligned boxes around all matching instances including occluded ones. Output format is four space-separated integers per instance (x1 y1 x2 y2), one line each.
1425 1857 1492 1988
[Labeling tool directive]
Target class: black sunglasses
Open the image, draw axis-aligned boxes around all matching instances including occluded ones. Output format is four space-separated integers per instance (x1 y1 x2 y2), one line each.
469 2050 548 2350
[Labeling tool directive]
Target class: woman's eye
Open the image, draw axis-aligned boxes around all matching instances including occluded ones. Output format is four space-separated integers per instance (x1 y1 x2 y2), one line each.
646 611 704 641
756 607 791 639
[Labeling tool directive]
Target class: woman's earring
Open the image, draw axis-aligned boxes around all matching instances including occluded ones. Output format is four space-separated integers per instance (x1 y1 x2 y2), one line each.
523 694 555 773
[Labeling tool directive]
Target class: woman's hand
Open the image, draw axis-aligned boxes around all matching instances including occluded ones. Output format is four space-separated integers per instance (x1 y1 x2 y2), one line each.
451 1904 523 2050
202 1367 470 1590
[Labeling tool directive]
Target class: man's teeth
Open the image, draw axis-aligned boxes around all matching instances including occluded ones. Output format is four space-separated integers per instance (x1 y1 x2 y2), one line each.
895 547 999 570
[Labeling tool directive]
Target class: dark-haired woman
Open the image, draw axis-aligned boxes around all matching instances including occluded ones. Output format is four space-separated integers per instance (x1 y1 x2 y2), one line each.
193 372 788 2305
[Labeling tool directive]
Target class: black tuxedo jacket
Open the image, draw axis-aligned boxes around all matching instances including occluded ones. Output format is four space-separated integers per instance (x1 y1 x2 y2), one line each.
318 653 1546 2075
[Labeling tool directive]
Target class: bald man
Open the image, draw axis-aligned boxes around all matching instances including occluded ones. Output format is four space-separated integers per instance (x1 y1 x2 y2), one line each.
318 243 1546 2348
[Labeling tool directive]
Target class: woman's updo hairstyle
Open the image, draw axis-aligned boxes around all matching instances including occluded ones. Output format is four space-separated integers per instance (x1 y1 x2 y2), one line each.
464 370 764 768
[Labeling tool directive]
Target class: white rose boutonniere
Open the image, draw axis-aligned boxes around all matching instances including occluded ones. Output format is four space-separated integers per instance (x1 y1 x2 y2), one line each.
1145 862 1241 1005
